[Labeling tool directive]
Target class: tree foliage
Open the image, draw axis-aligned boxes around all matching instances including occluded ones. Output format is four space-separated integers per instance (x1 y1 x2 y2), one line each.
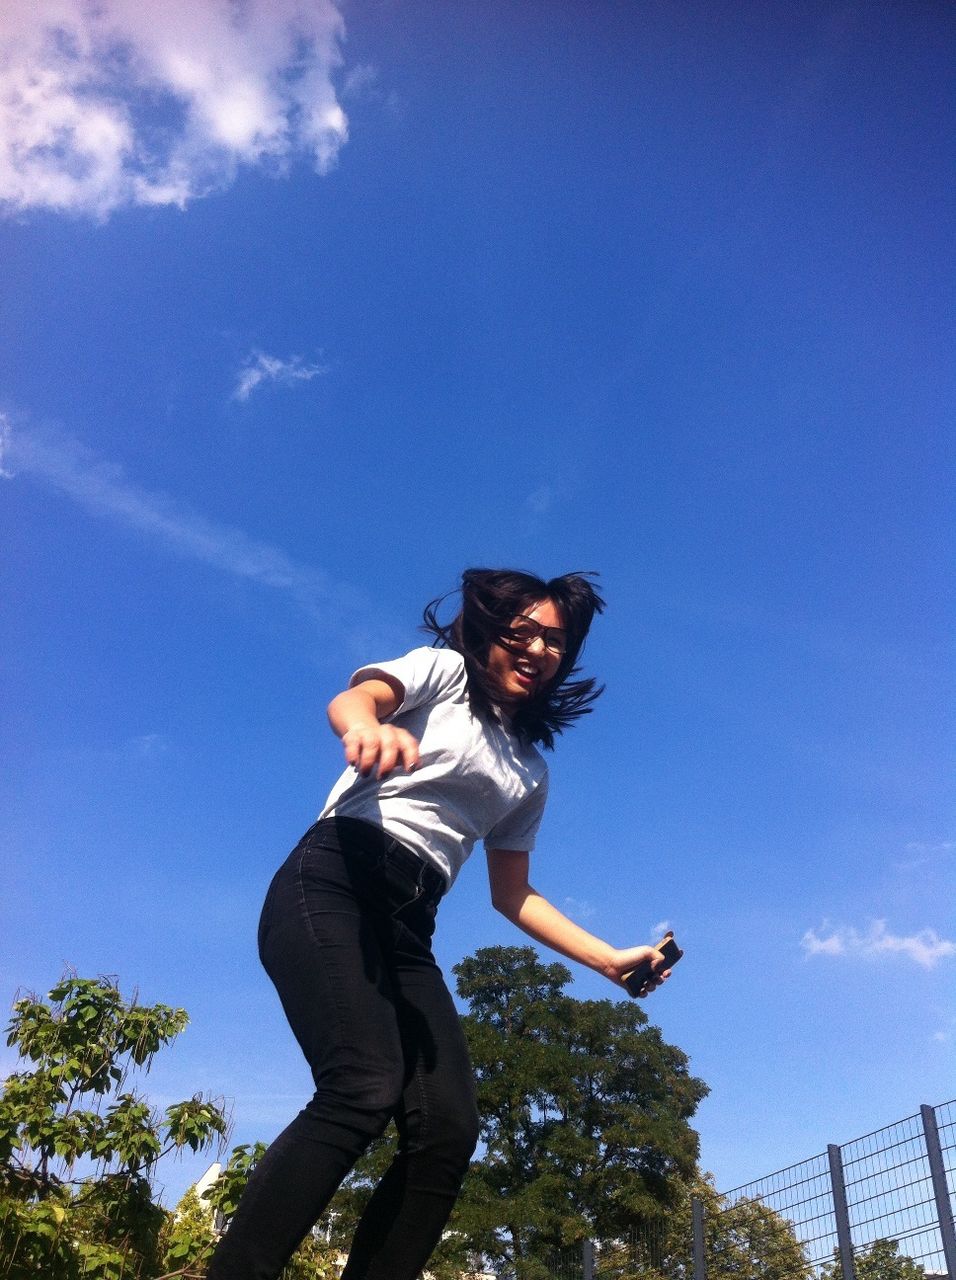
821 1237 927 1280
0 958 831 1280
692 1178 813 1280
323 946 708 1278
441 946 709 1279
0 975 228 1280
159 1144 341 1280
532 1174 816 1280
157 1183 215 1276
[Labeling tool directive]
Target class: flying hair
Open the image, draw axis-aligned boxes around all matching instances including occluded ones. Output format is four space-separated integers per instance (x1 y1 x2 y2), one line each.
422 568 606 749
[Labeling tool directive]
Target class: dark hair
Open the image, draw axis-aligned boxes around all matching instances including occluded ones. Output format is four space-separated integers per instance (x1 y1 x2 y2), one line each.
422 568 606 749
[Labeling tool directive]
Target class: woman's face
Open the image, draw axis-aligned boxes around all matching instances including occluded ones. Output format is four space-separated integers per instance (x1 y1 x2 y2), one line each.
486 598 567 707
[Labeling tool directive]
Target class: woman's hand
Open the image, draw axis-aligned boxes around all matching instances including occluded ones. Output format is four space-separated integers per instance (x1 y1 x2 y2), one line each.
341 723 420 778
604 945 671 997
328 678 419 779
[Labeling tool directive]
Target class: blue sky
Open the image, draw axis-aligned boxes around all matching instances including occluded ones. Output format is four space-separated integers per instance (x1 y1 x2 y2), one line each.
1 0 953 1211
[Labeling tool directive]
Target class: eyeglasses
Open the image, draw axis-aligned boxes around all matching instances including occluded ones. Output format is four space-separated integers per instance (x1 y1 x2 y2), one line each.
506 615 568 655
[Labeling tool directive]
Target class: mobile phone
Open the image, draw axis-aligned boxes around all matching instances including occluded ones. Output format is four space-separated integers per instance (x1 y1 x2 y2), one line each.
622 932 683 997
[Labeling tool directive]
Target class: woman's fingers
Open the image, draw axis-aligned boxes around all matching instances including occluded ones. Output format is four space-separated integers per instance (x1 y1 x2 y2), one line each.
395 729 420 774
372 727 420 777
341 728 364 767
342 726 420 777
642 967 670 994
345 728 380 775
615 944 674 996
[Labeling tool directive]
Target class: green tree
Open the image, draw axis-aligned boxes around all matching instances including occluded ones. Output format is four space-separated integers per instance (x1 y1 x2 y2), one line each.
306 948 810 1280
584 1176 813 1280
0 974 228 1280
695 1179 813 1280
159 1143 341 1280
157 1184 214 1277
444 946 709 1280
821 1237 927 1280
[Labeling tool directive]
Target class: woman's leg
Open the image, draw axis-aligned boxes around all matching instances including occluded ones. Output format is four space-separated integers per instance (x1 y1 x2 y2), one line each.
206 833 411 1280
341 941 480 1280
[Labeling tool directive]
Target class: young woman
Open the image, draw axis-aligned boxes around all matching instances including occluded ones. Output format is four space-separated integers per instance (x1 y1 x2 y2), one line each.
207 569 672 1280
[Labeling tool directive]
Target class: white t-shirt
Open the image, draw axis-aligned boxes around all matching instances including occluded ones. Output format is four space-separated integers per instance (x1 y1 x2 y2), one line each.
319 647 548 887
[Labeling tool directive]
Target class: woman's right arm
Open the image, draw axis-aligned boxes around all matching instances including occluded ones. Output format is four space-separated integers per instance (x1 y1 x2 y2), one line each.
327 677 421 778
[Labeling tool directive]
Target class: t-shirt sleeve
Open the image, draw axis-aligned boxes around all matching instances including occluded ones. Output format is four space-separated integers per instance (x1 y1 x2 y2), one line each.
484 769 549 853
349 646 465 718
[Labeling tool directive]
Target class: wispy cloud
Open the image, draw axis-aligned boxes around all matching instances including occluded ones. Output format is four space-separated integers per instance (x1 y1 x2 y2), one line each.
0 0 348 220
129 733 169 759
526 485 553 517
341 63 403 117
342 64 380 102
801 919 956 970
903 841 955 857
0 414 369 636
895 839 955 872
563 897 597 923
233 350 329 402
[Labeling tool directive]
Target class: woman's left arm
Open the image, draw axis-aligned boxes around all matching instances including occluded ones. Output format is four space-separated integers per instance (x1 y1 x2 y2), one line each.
486 848 670 996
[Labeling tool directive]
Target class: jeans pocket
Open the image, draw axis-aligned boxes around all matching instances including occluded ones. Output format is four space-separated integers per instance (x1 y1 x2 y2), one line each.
384 859 425 920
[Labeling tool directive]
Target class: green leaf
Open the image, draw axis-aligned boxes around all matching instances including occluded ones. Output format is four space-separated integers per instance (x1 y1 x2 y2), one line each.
1 970 226 1279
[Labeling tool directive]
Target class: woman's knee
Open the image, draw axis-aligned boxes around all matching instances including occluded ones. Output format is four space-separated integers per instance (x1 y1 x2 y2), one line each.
418 1091 480 1169
312 1055 407 1121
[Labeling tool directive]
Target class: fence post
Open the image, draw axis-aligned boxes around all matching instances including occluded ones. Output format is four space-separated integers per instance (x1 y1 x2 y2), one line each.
921 1103 956 1278
582 1237 595 1280
828 1143 856 1280
691 1195 707 1280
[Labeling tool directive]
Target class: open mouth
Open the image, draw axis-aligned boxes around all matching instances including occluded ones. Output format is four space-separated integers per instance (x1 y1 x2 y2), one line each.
512 659 539 688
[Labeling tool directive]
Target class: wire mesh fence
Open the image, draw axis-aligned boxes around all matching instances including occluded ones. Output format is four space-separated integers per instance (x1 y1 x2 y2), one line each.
548 1222 670 1279
840 1108 949 1274
711 1100 955 1277
543 1099 955 1280
719 1148 837 1272
546 1244 584 1280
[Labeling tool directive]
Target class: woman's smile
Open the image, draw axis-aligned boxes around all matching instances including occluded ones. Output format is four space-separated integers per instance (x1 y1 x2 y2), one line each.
487 599 566 706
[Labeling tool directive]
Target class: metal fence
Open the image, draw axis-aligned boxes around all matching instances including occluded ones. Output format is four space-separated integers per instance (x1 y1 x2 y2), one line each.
548 1222 669 1280
547 1099 956 1279
717 1100 956 1277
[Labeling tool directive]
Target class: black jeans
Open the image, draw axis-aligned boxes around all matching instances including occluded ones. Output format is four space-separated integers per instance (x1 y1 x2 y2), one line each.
206 818 479 1280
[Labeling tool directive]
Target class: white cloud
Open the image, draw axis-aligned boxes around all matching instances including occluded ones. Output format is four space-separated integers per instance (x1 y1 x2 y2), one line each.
129 733 169 758
341 62 402 117
800 928 845 958
896 839 955 872
904 841 955 856
526 485 553 516
233 350 329 402
563 897 597 923
0 413 368 633
801 919 956 970
650 920 672 941
0 0 348 219
342 63 379 101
